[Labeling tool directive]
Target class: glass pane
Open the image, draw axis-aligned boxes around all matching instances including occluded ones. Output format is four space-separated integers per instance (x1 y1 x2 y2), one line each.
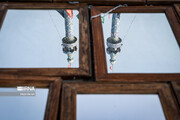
77 94 166 120
0 87 49 120
0 9 79 68
102 13 180 73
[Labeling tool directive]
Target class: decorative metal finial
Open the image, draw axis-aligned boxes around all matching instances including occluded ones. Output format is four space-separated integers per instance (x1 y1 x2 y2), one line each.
57 10 77 66
106 13 122 68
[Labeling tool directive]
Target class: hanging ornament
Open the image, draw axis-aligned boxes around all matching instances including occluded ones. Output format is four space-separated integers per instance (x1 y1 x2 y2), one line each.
108 14 110 19
57 9 77 66
76 14 79 19
68 64 71 68
110 65 113 71
106 13 122 70
66 10 73 18
101 16 105 23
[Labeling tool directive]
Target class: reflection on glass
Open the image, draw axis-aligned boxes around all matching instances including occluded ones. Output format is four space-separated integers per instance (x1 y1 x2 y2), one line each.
0 88 49 120
77 94 166 120
102 13 180 73
106 13 122 70
57 10 78 67
0 9 79 68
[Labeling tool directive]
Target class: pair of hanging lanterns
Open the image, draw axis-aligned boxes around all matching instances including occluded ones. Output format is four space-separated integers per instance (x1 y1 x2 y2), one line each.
57 10 122 69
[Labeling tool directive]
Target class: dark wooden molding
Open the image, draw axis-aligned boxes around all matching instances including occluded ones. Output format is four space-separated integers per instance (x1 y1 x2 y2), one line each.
174 4 180 23
0 2 87 9
0 3 91 78
61 82 180 120
0 74 61 120
53 0 146 6
91 6 180 82
147 0 180 5
0 0 179 5
7 0 52 2
165 6 180 46
0 4 7 30
172 82 180 108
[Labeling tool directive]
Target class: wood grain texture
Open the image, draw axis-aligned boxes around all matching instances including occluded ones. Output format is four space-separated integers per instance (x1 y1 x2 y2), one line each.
54 0 145 5
172 82 180 107
92 6 180 82
61 82 180 120
0 3 91 78
91 7 107 79
0 4 7 30
44 78 61 120
174 4 180 23
165 7 180 47
0 2 87 9
54 0 144 1
147 0 180 5
79 6 92 76
7 0 52 2
0 0 52 1
0 74 61 120
92 6 169 13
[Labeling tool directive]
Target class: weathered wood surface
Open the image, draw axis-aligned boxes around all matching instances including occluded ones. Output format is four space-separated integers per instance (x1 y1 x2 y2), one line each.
61 82 180 120
147 0 180 5
172 82 180 107
0 74 61 120
174 4 180 23
0 3 91 77
92 6 180 82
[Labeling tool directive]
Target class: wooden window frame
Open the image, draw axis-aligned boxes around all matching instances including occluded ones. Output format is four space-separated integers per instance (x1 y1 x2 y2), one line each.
53 0 146 6
0 3 91 78
174 4 180 22
92 6 180 82
147 0 180 5
61 82 180 120
172 82 180 108
0 74 61 120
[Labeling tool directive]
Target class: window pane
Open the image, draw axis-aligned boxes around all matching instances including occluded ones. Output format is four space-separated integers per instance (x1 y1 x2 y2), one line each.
77 94 166 120
0 9 79 68
0 88 49 120
103 13 180 73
